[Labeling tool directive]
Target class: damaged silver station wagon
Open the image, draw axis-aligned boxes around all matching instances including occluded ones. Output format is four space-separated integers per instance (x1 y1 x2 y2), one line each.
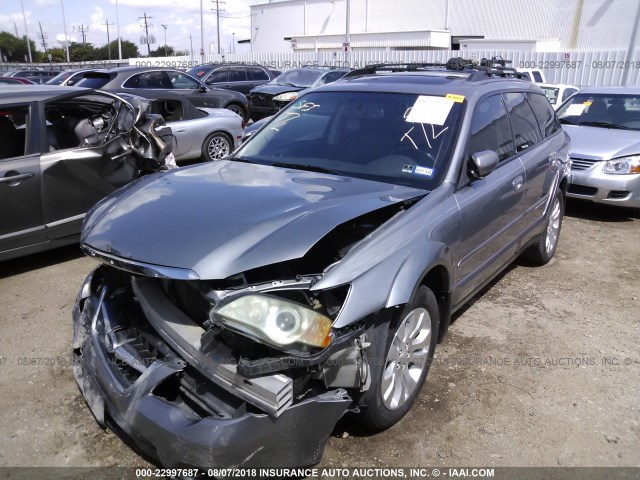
73 59 571 470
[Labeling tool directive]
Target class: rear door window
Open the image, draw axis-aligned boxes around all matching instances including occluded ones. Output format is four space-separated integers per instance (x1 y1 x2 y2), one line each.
526 92 562 137
228 68 247 82
246 67 269 81
0 106 29 159
205 68 228 84
503 92 542 152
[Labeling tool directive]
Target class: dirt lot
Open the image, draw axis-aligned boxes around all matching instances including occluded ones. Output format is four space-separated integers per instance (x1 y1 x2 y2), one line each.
0 200 639 474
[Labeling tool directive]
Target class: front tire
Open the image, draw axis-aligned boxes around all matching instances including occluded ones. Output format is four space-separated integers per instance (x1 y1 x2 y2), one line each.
522 189 564 265
225 103 247 122
356 285 439 430
202 132 232 161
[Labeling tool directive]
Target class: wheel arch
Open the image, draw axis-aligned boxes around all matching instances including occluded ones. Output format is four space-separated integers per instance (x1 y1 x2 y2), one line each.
385 243 454 343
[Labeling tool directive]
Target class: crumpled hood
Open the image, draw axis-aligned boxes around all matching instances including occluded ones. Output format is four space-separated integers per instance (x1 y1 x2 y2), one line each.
564 125 640 159
81 160 426 279
250 84 305 96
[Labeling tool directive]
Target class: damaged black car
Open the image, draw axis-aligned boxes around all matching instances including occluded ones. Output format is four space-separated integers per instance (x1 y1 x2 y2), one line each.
0 85 175 261
73 63 570 470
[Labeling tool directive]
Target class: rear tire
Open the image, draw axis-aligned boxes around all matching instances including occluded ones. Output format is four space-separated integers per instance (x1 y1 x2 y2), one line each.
522 190 564 265
202 132 232 161
355 285 439 430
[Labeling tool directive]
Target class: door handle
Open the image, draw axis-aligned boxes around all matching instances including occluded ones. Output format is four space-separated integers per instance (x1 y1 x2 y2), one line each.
512 175 524 191
0 171 35 186
175 128 186 133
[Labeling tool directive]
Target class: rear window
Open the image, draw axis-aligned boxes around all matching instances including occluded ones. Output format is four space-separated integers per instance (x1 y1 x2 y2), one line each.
74 73 112 89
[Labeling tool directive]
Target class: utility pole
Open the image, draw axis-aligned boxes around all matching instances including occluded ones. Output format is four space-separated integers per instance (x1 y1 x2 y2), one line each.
38 22 48 52
20 0 33 63
161 24 168 57
200 0 205 58
102 20 114 60
115 0 122 60
212 0 226 55
74 24 89 44
13 21 19 39
344 0 350 66
138 13 153 56
189 34 194 58
60 0 70 63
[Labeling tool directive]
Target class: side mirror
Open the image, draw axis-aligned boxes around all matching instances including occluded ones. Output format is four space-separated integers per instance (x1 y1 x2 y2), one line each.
199 84 208 93
469 150 499 178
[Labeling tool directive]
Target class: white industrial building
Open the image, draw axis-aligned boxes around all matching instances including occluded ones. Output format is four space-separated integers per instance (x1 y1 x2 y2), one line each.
247 0 640 53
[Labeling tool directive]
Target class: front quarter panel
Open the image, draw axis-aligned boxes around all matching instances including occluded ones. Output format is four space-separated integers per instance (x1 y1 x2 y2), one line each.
313 184 459 329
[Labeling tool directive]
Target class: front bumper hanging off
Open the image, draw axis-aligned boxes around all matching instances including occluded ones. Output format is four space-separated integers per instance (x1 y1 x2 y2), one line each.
72 268 352 469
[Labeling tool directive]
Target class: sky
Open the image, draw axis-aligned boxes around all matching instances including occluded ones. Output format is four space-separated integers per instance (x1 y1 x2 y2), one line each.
0 0 269 56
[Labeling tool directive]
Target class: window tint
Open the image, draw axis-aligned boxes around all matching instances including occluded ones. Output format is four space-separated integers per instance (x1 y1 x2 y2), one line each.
167 71 200 89
246 67 269 81
503 93 542 152
317 71 346 86
124 71 173 89
532 71 543 83
0 106 29 160
228 68 247 82
467 94 514 163
562 88 577 102
205 68 228 84
526 93 561 137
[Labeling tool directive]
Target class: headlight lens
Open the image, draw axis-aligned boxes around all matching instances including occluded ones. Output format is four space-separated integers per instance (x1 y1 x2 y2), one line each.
273 91 299 102
602 155 640 175
211 294 332 350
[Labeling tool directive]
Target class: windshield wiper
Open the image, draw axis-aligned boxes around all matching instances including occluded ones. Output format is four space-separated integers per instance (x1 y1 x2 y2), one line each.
230 156 261 165
578 121 632 130
271 162 337 175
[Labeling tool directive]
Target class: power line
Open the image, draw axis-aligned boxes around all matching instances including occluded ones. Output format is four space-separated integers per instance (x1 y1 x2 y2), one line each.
73 24 89 44
138 13 153 56
102 20 115 60
211 0 226 55
37 21 48 52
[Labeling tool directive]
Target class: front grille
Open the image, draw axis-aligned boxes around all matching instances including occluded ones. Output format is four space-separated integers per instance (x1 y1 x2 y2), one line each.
249 93 274 109
568 184 598 196
571 157 601 171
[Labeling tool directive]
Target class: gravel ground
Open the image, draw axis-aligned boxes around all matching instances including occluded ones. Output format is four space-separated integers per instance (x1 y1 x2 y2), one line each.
0 200 638 474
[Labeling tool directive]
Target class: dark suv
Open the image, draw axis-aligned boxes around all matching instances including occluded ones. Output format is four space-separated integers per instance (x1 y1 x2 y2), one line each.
248 66 350 119
72 59 570 470
187 64 278 95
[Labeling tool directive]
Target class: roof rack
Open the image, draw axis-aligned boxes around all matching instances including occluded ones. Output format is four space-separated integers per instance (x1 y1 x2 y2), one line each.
343 56 528 81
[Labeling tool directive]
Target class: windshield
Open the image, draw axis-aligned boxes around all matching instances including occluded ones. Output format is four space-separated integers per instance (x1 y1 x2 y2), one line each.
541 86 560 104
270 69 326 87
234 91 464 189
556 93 640 130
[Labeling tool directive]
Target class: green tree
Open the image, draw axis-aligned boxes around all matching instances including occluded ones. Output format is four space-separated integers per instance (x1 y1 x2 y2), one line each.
94 40 139 60
0 31 39 63
150 45 176 57
68 42 96 62
46 47 67 63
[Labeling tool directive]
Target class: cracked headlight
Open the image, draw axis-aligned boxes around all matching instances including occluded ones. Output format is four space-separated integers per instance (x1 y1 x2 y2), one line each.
602 155 640 175
211 294 332 350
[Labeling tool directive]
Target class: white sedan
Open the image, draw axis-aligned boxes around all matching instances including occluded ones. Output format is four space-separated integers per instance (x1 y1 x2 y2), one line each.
539 83 580 110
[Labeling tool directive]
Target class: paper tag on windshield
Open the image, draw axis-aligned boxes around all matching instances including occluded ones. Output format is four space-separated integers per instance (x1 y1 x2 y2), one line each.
406 95 454 125
565 103 587 116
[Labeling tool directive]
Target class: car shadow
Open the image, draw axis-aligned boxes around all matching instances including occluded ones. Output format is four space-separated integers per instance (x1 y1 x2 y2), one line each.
0 244 84 280
565 199 640 222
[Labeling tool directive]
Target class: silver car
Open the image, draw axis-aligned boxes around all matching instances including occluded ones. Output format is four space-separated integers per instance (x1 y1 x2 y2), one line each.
120 92 243 162
557 86 640 208
73 61 570 469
